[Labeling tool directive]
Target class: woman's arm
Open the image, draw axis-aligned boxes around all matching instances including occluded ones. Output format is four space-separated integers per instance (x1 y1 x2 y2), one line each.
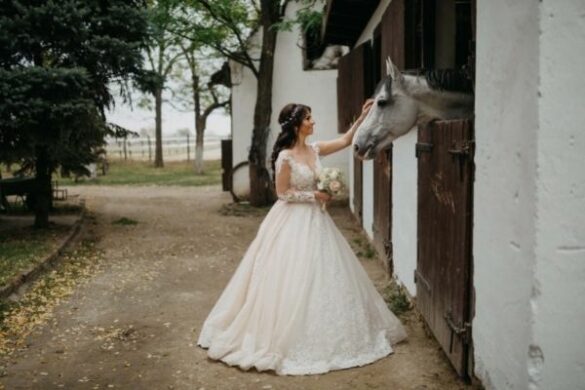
315 99 374 156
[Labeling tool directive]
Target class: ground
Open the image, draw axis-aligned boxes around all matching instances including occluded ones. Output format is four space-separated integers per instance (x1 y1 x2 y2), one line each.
0 185 476 389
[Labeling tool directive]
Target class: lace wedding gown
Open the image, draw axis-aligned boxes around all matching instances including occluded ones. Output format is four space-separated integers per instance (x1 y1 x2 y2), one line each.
197 142 407 375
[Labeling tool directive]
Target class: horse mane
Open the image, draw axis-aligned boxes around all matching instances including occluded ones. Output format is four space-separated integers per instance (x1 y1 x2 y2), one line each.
424 69 474 94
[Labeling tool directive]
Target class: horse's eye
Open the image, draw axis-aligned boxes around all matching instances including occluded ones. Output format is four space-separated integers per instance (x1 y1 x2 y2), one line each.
377 98 388 107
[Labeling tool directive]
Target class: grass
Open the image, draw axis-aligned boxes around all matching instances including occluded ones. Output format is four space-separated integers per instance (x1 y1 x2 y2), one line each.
0 201 82 216
382 283 412 317
1 160 223 187
0 225 70 287
112 217 138 226
61 159 222 187
218 202 272 217
352 239 376 261
362 244 376 259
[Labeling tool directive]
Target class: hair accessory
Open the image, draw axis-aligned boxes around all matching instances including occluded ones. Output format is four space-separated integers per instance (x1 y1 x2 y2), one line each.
280 105 303 128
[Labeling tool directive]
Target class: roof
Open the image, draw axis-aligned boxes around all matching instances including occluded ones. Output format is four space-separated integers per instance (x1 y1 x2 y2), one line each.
321 0 381 47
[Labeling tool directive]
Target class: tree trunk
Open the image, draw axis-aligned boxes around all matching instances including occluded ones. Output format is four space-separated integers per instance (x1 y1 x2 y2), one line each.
192 75 205 175
195 119 205 174
154 87 164 168
248 1 279 207
34 146 52 228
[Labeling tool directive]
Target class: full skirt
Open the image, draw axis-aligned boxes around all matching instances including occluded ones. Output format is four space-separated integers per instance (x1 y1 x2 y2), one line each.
197 200 407 375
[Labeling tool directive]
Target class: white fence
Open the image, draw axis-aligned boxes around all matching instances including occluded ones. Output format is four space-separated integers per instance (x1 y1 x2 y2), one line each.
105 135 226 162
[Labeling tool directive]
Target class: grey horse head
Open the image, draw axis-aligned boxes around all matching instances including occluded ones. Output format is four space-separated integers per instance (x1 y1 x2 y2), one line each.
352 57 474 159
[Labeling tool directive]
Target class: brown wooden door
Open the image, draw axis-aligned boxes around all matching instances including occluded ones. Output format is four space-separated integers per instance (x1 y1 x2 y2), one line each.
415 119 474 378
373 147 392 273
369 0 406 273
337 42 372 224
221 139 232 191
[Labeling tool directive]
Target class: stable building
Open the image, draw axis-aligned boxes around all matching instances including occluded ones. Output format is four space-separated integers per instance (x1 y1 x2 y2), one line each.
322 0 585 388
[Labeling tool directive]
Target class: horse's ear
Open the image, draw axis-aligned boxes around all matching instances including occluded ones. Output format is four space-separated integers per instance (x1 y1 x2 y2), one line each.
385 56 400 82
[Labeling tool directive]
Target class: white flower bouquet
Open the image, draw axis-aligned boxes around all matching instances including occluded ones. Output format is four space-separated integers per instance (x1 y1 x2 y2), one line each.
317 167 345 211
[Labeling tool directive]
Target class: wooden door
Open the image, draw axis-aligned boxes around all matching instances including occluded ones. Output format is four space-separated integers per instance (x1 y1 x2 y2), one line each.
221 139 232 191
369 0 407 272
380 0 406 69
337 42 371 223
415 119 474 378
373 147 393 273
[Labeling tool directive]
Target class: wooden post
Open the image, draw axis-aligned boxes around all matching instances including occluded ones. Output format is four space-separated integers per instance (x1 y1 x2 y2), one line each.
147 135 152 162
187 133 190 162
123 137 128 161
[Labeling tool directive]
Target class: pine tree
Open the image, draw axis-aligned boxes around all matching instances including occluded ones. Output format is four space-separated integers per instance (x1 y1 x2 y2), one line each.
0 0 150 227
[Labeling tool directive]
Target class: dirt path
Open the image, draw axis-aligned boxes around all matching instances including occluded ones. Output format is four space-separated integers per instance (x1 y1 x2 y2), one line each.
1 185 472 389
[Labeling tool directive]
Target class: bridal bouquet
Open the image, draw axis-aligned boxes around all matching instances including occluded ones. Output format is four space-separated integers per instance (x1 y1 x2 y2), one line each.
317 167 345 211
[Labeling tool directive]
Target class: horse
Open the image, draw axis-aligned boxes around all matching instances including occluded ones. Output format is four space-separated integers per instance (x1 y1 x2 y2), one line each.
352 57 475 159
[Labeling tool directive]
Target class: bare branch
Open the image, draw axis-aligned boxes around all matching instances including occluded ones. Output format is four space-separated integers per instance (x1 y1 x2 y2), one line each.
203 99 230 120
165 25 259 76
146 47 156 72
162 50 184 77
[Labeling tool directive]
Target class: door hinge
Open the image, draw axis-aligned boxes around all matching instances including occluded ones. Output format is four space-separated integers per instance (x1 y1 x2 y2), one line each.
444 310 472 353
448 140 475 158
415 142 433 158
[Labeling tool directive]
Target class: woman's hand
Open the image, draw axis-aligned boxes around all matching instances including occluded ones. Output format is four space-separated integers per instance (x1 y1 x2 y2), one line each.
314 191 332 203
356 98 374 123
313 98 375 157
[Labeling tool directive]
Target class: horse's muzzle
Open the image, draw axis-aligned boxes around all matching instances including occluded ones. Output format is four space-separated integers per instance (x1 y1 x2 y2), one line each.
353 141 376 160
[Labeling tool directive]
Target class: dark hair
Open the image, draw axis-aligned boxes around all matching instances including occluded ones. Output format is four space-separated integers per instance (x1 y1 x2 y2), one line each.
270 103 311 181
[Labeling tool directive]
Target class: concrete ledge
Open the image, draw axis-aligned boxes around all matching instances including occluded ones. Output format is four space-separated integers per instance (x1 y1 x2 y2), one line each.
0 201 87 300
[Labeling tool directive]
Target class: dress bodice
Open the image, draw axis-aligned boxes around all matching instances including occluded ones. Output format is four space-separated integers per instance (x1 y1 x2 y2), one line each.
275 143 322 192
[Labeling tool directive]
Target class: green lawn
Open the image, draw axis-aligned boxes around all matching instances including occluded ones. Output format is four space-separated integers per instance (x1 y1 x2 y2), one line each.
57 159 223 187
0 225 69 287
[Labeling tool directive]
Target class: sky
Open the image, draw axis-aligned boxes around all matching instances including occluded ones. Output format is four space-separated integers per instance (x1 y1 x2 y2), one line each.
105 90 232 139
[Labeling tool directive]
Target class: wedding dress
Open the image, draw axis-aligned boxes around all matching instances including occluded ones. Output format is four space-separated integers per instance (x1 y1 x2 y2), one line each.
197 142 407 375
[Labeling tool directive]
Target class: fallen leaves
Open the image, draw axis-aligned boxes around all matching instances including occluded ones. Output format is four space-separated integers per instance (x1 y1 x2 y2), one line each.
0 239 105 358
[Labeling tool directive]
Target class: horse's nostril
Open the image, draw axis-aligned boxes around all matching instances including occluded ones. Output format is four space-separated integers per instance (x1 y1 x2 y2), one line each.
353 144 359 152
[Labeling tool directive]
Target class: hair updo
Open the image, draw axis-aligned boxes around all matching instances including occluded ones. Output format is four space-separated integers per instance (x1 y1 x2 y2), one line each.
270 103 311 181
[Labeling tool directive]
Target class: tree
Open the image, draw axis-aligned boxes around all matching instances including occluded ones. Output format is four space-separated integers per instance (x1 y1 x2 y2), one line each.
180 48 230 174
168 6 231 174
137 1 184 168
0 0 149 227
169 0 322 206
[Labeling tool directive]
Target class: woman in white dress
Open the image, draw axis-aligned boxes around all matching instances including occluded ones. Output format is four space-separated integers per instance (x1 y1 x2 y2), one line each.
197 101 407 375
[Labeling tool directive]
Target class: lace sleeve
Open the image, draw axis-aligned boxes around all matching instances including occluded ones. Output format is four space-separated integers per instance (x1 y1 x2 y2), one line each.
310 141 320 155
275 152 316 203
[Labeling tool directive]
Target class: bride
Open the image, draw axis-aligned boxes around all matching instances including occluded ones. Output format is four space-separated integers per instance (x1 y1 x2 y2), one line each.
197 100 407 375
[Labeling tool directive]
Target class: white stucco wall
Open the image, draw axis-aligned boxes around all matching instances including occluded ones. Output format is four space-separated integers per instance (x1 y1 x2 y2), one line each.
532 1 585 389
474 1 585 389
362 160 374 238
391 131 418 296
230 2 345 181
349 151 355 214
230 61 257 166
473 1 540 388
